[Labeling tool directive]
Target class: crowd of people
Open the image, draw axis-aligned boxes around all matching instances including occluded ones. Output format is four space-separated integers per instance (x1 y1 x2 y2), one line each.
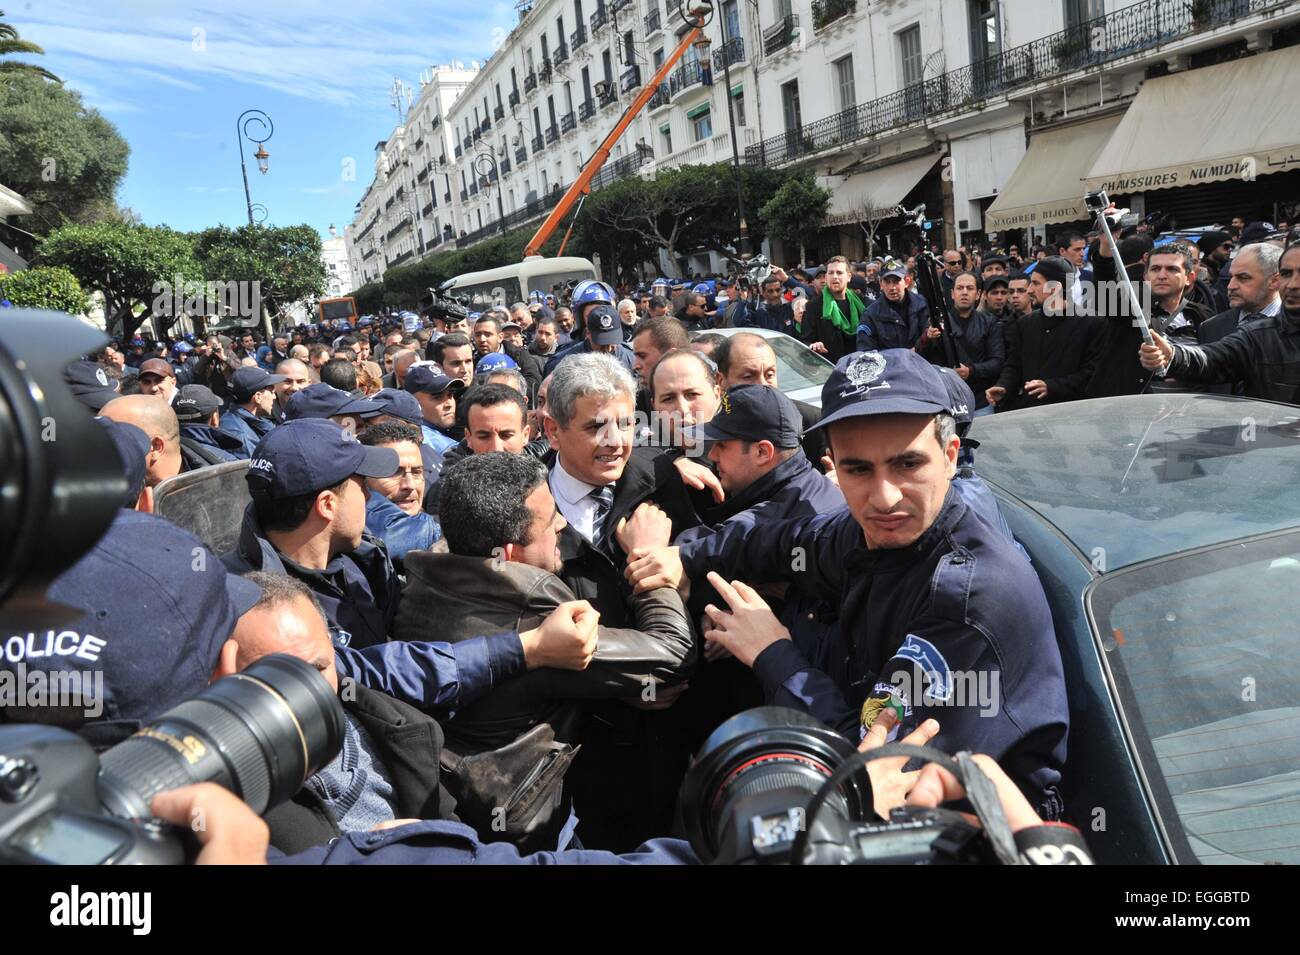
14 207 1299 865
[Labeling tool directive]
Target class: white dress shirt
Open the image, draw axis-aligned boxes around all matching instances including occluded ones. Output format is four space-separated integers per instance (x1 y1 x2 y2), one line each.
549 457 606 544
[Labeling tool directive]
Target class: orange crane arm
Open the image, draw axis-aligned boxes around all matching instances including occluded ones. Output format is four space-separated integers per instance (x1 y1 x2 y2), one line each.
523 11 709 259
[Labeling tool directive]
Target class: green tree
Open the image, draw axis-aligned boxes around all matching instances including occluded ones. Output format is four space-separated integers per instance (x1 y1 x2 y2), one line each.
759 172 831 264
37 221 199 338
0 10 60 82
0 265 87 313
0 75 129 250
193 224 327 323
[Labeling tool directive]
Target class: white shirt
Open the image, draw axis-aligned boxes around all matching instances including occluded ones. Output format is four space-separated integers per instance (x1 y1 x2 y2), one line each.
549 457 609 544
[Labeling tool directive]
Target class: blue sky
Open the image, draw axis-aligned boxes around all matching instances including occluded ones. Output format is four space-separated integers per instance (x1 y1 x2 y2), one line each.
14 1 514 240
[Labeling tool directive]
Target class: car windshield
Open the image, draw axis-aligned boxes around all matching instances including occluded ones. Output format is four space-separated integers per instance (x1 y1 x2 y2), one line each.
766 335 832 393
1088 530 1300 864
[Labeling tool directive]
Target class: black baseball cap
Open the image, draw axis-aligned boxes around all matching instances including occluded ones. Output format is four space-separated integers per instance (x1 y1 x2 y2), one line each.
807 349 952 434
404 365 467 396
285 382 384 421
246 419 400 500
231 366 286 403
173 384 223 422
699 384 802 448
980 274 1010 290
586 304 623 345
12 509 263 726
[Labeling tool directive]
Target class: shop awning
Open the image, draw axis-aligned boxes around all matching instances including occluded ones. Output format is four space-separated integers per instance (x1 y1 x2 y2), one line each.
984 114 1121 230
1085 46 1300 193
826 152 940 225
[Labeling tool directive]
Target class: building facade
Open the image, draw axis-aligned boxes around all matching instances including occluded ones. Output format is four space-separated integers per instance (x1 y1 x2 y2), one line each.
347 0 1300 282
321 227 355 298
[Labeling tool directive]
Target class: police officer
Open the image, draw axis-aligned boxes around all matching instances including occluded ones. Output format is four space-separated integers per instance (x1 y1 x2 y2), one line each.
220 418 405 649
855 258 930 353
218 366 286 458
542 303 637 378
175 383 243 468
625 349 1068 819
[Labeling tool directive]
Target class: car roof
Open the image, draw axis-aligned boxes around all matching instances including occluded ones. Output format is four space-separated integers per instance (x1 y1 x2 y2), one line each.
972 394 1300 570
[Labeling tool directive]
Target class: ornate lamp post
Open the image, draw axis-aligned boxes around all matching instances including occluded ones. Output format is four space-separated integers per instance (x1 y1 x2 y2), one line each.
236 109 274 227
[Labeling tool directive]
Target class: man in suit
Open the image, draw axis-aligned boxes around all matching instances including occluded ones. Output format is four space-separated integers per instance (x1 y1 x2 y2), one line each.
540 352 701 850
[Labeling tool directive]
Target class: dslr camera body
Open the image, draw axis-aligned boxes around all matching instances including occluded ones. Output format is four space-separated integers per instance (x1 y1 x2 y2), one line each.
0 655 343 865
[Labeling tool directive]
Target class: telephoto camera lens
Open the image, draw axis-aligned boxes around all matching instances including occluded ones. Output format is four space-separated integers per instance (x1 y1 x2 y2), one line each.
679 707 871 864
96 654 345 819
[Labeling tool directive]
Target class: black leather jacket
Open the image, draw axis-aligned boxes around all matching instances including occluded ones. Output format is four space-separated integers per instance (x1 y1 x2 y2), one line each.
1167 308 1300 404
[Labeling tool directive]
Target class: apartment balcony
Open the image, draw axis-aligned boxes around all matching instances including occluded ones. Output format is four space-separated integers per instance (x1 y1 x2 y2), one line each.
668 59 710 97
422 201 434 216
578 98 597 122
597 81 618 108
469 180 479 196
590 6 608 33
544 124 559 145
621 64 643 93
494 103 505 121
460 188 469 201
508 89 521 107
515 145 528 164
554 42 569 66
589 142 654 191
524 71 538 93
471 127 482 142
480 117 492 132
571 25 587 50
560 111 577 134
645 6 662 35
648 86 670 110
745 0 1289 168
762 14 799 56
532 134 545 153
500 157 512 176
712 35 745 72
464 134 474 149
812 0 855 31
610 0 632 13
538 58 553 83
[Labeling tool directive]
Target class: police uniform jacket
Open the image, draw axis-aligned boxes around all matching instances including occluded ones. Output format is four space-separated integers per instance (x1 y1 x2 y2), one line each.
222 503 400 650
216 405 275 459
677 488 1068 820
855 291 931 354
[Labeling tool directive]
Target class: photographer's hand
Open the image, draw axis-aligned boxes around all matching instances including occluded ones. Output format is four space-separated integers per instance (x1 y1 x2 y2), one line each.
151 783 268 865
857 709 941 819
702 572 791 668
905 754 1042 834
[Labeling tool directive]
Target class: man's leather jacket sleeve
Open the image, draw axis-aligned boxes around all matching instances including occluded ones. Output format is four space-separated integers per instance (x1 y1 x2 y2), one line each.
525 576 695 698
1167 330 1255 384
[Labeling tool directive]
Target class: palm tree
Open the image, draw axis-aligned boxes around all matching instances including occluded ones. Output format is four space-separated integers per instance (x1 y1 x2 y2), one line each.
0 10 61 83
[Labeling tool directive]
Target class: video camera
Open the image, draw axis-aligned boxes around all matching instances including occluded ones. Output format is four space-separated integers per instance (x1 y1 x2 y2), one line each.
738 254 772 290
421 281 471 324
680 708 1033 865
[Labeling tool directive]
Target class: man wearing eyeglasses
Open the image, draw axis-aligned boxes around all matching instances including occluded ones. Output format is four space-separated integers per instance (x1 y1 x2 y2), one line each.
359 421 441 571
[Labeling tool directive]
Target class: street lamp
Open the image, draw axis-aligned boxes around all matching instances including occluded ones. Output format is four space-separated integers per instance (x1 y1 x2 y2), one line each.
236 109 274 227
683 6 750 258
473 152 506 238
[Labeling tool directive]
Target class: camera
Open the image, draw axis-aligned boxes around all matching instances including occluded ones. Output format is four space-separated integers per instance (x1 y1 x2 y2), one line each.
421 283 471 323
1083 190 1109 213
741 254 772 289
679 707 1006 865
0 654 344 865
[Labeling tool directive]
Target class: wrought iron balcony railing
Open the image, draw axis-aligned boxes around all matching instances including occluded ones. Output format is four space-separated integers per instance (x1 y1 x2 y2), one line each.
762 14 799 55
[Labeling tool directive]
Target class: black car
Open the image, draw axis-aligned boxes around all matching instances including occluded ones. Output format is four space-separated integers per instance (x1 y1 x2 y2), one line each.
973 394 1300 864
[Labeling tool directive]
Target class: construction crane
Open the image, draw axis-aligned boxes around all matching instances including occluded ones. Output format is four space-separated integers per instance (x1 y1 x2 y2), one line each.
522 1 716 259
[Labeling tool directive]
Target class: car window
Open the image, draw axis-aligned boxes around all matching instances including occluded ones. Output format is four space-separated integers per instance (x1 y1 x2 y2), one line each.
765 335 832 393
1088 530 1300 863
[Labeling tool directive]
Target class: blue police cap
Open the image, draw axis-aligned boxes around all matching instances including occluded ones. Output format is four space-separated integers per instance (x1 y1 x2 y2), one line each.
231 366 286 403
173 384 223 423
96 417 150 506
934 366 976 429
807 349 952 434
65 360 120 411
476 352 519 374
285 382 384 421
404 365 466 396
700 384 802 448
246 419 399 499
6 510 263 725
369 388 424 426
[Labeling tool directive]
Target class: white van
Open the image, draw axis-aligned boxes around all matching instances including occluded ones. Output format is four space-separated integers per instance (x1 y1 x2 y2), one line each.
446 256 599 310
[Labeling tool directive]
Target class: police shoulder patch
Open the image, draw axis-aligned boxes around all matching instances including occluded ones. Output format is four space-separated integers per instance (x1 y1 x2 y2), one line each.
892 634 953 703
